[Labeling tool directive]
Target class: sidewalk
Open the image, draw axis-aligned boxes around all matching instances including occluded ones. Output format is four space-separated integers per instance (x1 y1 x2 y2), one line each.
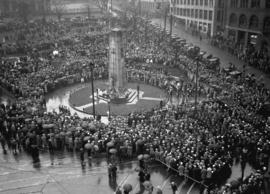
150 18 270 89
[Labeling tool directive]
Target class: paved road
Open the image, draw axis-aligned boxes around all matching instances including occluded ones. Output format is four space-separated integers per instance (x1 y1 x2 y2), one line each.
0 148 204 194
0 149 254 194
150 18 270 89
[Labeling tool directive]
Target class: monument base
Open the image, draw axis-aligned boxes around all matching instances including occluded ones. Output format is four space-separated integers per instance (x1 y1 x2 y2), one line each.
98 88 136 104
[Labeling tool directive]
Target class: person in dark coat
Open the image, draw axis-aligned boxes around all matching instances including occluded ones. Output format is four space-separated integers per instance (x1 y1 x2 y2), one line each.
0 133 7 154
139 170 145 183
80 148 85 166
145 170 151 181
171 182 177 194
48 137 54 165
30 132 40 163
111 163 117 181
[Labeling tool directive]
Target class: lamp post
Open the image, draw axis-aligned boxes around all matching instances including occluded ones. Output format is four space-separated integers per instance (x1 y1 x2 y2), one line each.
107 98 111 121
194 50 205 114
164 4 168 33
194 57 199 113
90 62 96 119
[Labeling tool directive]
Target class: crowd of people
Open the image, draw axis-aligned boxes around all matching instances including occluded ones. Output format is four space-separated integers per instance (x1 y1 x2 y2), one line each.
0 11 270 194
210 34 270 74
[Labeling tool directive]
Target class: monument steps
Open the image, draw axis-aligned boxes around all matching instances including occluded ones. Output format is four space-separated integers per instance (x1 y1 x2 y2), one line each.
127 90 137 103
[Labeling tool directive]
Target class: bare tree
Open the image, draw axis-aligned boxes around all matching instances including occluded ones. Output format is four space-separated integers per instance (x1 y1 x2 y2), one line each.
52 0 66 21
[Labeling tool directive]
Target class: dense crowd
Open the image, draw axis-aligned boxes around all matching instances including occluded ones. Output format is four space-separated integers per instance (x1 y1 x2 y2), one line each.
210 35 270 74
0 13 270 194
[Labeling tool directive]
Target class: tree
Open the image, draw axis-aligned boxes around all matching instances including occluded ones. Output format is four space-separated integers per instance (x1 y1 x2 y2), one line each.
52 0 66 21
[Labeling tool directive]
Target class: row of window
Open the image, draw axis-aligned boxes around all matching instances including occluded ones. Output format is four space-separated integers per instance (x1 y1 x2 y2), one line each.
229 13 270 31
186 20 211 33
171 7 213 21
230 0 270 8
172 0 214 7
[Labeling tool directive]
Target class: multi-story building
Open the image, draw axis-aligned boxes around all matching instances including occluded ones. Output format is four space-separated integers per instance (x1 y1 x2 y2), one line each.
140 0 170 16
170 0 220 37
225 0 270 51
215 0 227 34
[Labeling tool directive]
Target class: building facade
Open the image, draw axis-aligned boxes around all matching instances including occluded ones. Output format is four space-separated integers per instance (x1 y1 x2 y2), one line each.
170 0 219 37
0 0 51 19
140 0 170 16
226 0 270 51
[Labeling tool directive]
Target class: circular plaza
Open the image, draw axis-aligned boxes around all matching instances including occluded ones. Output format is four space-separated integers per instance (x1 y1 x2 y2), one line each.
69 81 166 116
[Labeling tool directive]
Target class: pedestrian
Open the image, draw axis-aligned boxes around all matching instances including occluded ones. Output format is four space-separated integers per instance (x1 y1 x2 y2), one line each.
11 137 17 155
145 170 151 181
80 148 85 166
115 186 122 194
0 133 7 154
108 162 112 179
240 155 247 180
171 182 177 194
30 132 40 163
111 163 117 181
139 159 145 170
48 137 54 165
156 185 163 194
139 170 145 183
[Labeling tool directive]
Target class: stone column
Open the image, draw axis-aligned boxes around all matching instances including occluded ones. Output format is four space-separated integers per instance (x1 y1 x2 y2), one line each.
109 28 125 92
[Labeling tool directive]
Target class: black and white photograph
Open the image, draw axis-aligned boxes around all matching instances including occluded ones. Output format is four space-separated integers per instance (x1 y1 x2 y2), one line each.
0 0 270 193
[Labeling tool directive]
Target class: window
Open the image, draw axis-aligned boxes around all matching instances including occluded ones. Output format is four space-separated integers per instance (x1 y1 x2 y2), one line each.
205 0 208 6
191 0 194 5
251 0 260 8
195 9 198 18
231 0 238 8
217 10 221 22
200 0 203 6
249 15 259 28
210 0 214 7
209 10 213 20
229 13 237 26
204 10 207 19
263 17 270 32
187 9 190 17
196 0 199 5
239 14 247 27
191 9 194 17
266 0 270 8
240 0 248 8
199 10 203 19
